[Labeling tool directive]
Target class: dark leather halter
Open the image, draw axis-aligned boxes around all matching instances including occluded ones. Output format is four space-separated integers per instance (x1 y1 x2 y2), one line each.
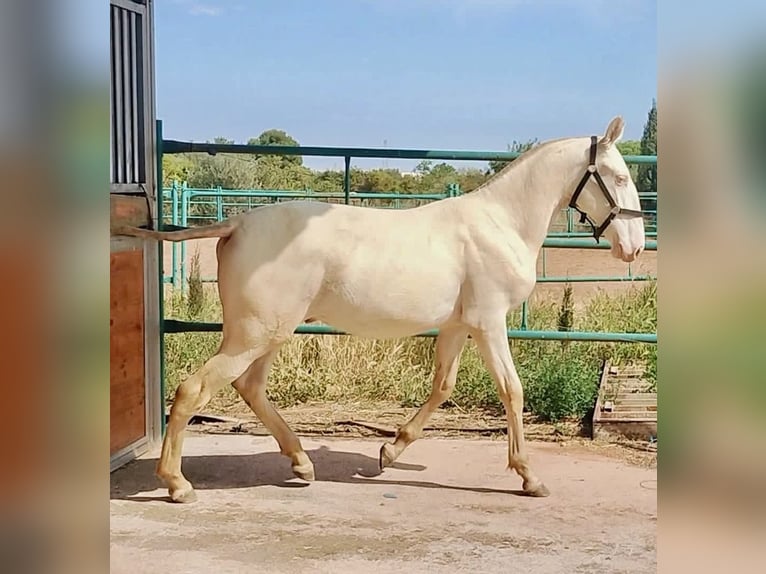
568 136 644 242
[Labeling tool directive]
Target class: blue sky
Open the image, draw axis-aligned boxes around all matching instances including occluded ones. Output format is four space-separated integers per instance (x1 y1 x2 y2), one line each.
154 0 656 170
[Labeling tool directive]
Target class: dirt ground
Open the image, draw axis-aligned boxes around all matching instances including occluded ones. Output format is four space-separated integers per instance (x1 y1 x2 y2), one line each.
111 427 656 574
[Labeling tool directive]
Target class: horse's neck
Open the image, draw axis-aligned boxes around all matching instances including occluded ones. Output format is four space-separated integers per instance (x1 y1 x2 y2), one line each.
466 141 577 254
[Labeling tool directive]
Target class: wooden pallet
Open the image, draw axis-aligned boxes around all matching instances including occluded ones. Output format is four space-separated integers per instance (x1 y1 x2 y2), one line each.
592 360 657 442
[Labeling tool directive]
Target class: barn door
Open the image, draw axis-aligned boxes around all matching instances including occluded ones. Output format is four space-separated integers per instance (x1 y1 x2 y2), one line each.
110 0 161 471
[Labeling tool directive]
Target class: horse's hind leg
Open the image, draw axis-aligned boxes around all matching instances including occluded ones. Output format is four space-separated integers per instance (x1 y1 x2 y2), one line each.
379 326 468 468
232 346 315 481
156 345 267 503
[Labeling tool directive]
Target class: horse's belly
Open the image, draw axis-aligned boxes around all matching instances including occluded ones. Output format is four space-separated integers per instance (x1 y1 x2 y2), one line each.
310 286 459 339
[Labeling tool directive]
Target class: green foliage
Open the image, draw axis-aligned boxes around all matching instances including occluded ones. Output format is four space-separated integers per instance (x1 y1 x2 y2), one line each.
312 170 344 192
456 168 490 193
644 348 657 392
159 126 504 202
616 140 641 156
249 129 298 147
557 283 575 352
248 129 303 167
638 99 657 195
616 140 641 182
253 155 313 190
557 283 575 333
186 251 204 319
522 348 599 422
162 155 195 187
184 152 259 189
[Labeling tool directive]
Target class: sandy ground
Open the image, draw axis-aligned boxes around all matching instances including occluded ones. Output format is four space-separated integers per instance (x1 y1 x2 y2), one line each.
111 433 657 574
162 239 657 302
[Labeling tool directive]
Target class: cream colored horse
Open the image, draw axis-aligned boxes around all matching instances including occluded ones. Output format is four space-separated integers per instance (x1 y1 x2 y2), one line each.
113 116 645 502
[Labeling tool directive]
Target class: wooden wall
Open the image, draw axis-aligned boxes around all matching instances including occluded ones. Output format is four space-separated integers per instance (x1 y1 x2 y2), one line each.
110 247 147 455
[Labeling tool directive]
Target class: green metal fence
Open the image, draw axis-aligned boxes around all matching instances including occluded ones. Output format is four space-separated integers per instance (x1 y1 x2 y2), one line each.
160 182 657 289
156 120 657 350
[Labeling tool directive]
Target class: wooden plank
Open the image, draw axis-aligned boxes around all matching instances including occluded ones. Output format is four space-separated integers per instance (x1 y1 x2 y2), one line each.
598 416 657 423
111 193 151 228
592 359 657 441
110 249 146 454
593 421 657 442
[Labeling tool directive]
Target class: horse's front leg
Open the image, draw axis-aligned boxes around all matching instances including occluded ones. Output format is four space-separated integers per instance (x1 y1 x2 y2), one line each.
471 322 549 497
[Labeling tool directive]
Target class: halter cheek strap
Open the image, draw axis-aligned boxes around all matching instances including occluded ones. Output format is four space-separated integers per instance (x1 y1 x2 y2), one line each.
568 136 644 242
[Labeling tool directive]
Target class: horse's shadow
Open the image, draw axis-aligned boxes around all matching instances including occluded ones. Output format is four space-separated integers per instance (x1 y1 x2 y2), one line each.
111 444 527 502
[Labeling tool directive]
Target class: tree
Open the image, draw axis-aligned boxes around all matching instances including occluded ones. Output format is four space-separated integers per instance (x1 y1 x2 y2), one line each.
616 140 641 156
414 160 433 175
488 139 539 175
456 168 489 193
253 155 313 190
420 162 459 193
248 129 302 167
638 100 657 195
185 153 258 189
637 100 658 224
311 170 344 193
162 154 195 187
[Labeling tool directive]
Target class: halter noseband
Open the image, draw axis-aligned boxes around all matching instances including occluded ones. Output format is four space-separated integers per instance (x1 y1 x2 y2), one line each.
568 136 644 242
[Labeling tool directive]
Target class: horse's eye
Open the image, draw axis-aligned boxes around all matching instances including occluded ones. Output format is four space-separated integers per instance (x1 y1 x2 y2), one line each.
615 175 629 186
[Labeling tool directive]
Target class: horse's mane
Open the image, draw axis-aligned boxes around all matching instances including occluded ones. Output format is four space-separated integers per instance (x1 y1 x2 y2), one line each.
468 136 571 194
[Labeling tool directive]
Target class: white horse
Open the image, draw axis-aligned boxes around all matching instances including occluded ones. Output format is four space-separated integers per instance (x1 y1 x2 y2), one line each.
113 116 645 503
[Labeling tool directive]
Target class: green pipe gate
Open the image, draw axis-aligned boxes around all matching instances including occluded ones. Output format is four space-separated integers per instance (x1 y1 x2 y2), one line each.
155 119 658 424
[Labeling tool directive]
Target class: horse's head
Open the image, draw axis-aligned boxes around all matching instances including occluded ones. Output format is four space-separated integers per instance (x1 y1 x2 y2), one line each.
568 116 646 263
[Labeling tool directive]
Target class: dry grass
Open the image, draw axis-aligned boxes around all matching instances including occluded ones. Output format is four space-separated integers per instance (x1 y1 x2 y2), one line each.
164 280 657 424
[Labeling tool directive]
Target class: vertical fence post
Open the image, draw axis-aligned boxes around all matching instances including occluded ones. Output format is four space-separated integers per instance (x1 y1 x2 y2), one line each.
171 181 179 289
156 119 166 435
217 186 223 222
343 156 351 205
542 248 547 278
181 182 188 292
567 208 573 233
520 301 529 330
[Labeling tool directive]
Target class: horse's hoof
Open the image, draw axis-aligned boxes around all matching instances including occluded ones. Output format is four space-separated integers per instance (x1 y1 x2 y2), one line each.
170 487 198 503
522 481 550 498
379 443 396 470
292 461 315 481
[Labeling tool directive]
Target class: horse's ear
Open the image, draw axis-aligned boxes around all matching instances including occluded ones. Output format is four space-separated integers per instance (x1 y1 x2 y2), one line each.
600 116 625 148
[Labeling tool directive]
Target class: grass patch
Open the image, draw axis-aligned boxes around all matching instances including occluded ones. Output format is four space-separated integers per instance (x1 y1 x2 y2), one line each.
163 281 657 423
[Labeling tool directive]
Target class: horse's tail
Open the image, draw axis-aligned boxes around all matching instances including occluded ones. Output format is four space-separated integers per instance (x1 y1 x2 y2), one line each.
111 220 237 242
